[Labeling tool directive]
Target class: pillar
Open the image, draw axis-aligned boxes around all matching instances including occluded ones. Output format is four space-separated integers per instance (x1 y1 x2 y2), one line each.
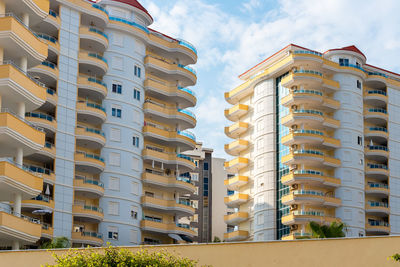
22 13 29 27
12 240 19 250
17 102 25 118
0 1 5 15
0 95 2 110
19 57 27 73
0 47 3 63
13 193 21 216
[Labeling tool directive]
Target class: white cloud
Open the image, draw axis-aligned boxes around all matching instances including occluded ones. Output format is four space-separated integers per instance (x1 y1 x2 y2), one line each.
242 0 261 12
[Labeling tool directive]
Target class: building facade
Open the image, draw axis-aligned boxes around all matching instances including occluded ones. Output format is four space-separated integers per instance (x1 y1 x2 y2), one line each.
0 0 197 249
224 44 399 241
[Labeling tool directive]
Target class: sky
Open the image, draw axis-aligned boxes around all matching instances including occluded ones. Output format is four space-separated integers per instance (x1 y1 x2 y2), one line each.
140 0 400 159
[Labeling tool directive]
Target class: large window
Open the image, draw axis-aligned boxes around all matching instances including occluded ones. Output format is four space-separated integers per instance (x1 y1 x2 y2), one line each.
112 83 122 94
339 58 349 66
107 226 119 240
134 65 141 78
203 162 209 170
112 107 122 118
134 89 141 101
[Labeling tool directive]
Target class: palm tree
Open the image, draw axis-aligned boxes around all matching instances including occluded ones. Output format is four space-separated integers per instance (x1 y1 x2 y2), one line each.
309 221 346 238
40 236 71 249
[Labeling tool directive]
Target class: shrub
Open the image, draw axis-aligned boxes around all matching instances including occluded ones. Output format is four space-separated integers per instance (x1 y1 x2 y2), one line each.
390 253 400 262
45 246 204 267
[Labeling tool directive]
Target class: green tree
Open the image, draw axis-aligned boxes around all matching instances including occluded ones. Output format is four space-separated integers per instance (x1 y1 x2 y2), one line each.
40 237 71 249
309 221 346 238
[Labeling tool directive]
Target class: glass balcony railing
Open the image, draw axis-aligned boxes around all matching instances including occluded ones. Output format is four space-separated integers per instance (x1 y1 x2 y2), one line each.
177 154 194 163
367 145 388 151
33 194 51 203
293 69 323 76
176 176 191 184
88 27 108 40
48 9 58 18
47 88 56 95
367 90 386 96
293 169 324 176
292 210 325 217
293 89 323 96
78 125 105 137
41 61 56 69
77 151 105 163
0 208 40 224
44 142 54 149
367 108 387 114
1 60 46 87
290 190 325 197
78 101 106 112
83 205 103 213
24 164 53 176
177 38 197 55
109 16 149 34
368 127 387 132
92 4 109 15
177 86 196 96
87 53 108 64
368 201 388 208
339 62 365 72
35 33 57 44
177 64 197 75
178 199 191 207
368 183 388 189
81 231 103 239
177 130 196 141
367 163 388 170
176 223 193 230
292 109 323 116
293 129 324 136
368 72 388 78
25 112 55 122
368 221 389 227
85 76 107 88
178 109 196 119
75 176 104 188
293 149 324 156
293 50 323 57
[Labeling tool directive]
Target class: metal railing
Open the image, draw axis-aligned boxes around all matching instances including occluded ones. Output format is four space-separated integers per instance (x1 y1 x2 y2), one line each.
35 33 57 44
0 60 46 87
177 38 197 55
109 16 149 33
0 208 40 224
1 108 44 132
75 176 104 188
76 151 105 162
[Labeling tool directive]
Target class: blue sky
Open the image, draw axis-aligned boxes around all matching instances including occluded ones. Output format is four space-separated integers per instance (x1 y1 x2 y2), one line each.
141 0 400 158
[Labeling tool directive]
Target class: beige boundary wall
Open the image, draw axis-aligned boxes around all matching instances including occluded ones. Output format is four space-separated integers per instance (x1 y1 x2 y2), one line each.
1 236 400 267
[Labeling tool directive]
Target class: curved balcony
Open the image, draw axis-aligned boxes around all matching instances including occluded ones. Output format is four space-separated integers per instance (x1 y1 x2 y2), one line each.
46 88 58 107
74 176 104 198
366 183 389 197
144 55 196 87
281 190 341 207
142 125 196 151
365 145 389 161
365 127 388 143
281 232 312 240
83 4 109 29
281 170 341 188
364 108 388 124
108 16 148 42
142 149 196 172
22 194 55 210
35 33 59 56
224 157 249 172
365 201 389 216
225 104 249 122
35 142 56 161
225 140 249 156
224 212 248 225
20 0 49 20
224 230 249 242
28 61 59 86
71 231 103 247
141 196 195 216
76 101 106 125
0 62 46 111
0 111 45 156
75 151 105 174
282 89 340 110
281 130 340 149
365 221 390 235
79 26 109 52
282 109 340 129
281 70 339 91
224 176 249 191
224 193 249 208
77 76 108 101
41 223 53 239
75 126 106 150
25 112 57 133
144 79 196 109
140 220 196 237
0 159 43 201
225 122 249 138
72 204 104 223
142 172 196 194
281 211 339 226
24 165 55 184
364 89 387 106
365 163 389 180
78 52 108 76
0 14 47 65
366 72 388 85
43 10 61 34
282 150 341 168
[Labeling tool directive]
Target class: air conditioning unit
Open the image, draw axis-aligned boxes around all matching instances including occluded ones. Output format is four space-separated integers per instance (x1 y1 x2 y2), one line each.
290 204 298 211
291 86 298 91
291 184 298 190
290 225 298 231
290 164 298 171
291 105 298 110
291 144 298 150
291 125 298 130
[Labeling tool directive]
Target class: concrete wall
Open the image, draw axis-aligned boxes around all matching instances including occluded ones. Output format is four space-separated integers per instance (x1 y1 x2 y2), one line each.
2 236 400 267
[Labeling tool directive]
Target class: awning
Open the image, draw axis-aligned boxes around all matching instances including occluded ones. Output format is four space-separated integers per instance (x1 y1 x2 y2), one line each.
179 234 193 243
168 234 183 241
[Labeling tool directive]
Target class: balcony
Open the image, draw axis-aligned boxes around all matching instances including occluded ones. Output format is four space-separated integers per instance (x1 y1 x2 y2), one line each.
224 157 249 172
224 122 249 138
365 145 389 161
144 55 196 87
28 61 59 85
225 140 249 156
142 172 196 194
74 176 104 198
77 76 108 100
281 130 340 149
76 101 106 125
281 90 340 110
71 231 103 247
365 201 389 216
281 211 339 226
281 232 312 240
366 72 388 85
79 26 109 52
41 223 53 239
144 79 196 109
281 190 341 207
365 163 389 180
0 14 47 65
0 62 46 111
364 108 388 124
140 220 196 237
364 89 387 106
141 196 195 216
75 126 106 150
25 112 57 133
224 212 249 225
142 148 196 172
282 150 341 168
24 165 55 184
0 159 43 201
36 141 56 160
224 230 249 242
79 52 108 76
281 170 340 188
365 221 390 235
46 88 58 106
142 125 196 151
72 205 104 223
365 127 388 143
0 111 45 156
224 104 249 122
19 0 50 21
108 16 148 42
365 183 389 197
0 210 41 246
281 70 339 91
22 194 55 210
224 193 249 208
75 151 105 174
43 10 61 34
35 33 59 56
282 110 340 129
224 176 249 191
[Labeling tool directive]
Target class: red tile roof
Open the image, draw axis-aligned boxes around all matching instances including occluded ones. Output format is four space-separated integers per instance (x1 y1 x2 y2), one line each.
112 0 152 21
324 45 366 59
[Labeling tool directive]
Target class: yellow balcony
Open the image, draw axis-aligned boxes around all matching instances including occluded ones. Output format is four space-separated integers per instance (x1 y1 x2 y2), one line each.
224 104 249 122
142 172 196 194
76 101 106 125
365 146 389 160
71 231 103 247
44 10 61 31
34 142 56 162
0 15 47 64
140 220 196 237
282 110 340 129
41 224 53 239
0 63 46 111
25 112 57 133
281 72 339 91
108 18 148 44
142 149 196 171
281 211 339 226
281 191 341 208
281 171 340 188
28 61 59 83
224 176 249 191
72 205 104 222
46 88 58 106
224 193 249 208
0 211 41 245
282 150 341 168
365 183 389 197
366 73 388 85
225 140 249 156
0 160 43 201
224 212 249 225
282 232 312 240
74 177 104 198
22 195 55 210
365 127 388 143
79 26 109 52
77 76 108 100
24 0 50 18
224 157 249 172
35 33 59 57
143 125 196 151
364 89 387 105
365 202 389 216
224 122 249 138
281 130 340 149
75 152 105 174
365 163 389 180
75 126 106 150
224 230 249 242
78 52 108 76
141 196 195 216
364 108 388 123
365 222 390 235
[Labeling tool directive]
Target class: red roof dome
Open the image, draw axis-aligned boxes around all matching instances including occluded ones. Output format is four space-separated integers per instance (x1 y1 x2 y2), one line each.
112 0 152 21
325 45 366 60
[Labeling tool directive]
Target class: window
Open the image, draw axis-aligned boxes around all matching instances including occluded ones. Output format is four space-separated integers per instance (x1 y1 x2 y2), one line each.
109 152 121 166
134 65 141 78
109 177 120 191
339 58 349 66
113 33 123 46
110 128 121 142
131 182 139 195
131 206 138 219
360 158 364 165
191 173 199 181
132 157 140 170
357 136 363 146
357 80 361 89
112 107 122 118
133 136 139 147
204 177 209 184
112 83 122 94
134 89 141 101
356 62 361 67
107 226 118 240
112 56 123 70
130 230 138 243
108 202 119 215
143 238 161 245
203 162 209 170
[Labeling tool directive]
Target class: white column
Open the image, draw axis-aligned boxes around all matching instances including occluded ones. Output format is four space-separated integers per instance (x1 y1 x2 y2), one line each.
17 102 25 118
0 47 3 63
176 192 180 204
20 57 27 73
13 193 21 216
0 95 2 110
12 240 19 250
16 147 23 165
0 1 5 15
22 13 29 27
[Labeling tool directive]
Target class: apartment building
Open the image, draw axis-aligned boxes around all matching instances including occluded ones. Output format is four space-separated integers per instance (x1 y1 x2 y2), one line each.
0 0 197 249
224 44 399 241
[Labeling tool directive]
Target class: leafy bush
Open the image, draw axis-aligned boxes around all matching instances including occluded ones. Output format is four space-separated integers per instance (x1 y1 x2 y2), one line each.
45 246 203 267
309 221 346 238
390 253 400 262
40 237 71 249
